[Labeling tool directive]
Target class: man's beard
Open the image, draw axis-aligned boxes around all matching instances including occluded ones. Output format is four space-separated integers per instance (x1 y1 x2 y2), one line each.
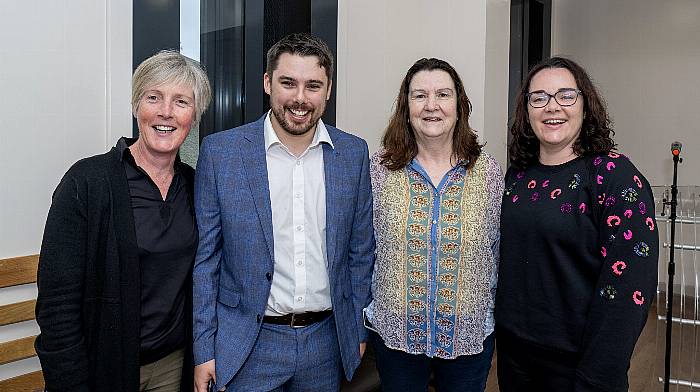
271 103 321 136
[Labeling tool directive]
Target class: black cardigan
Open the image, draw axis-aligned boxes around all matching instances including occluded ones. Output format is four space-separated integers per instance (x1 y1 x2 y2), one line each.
35 145 194 392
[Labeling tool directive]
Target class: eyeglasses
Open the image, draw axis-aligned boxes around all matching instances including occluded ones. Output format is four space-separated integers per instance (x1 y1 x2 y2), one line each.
526 88 581 108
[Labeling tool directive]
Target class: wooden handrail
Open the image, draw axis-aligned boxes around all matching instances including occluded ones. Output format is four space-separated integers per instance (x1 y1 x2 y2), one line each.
0 335 37 366
0 299 36 326
0 370 45 392
0 254 43 390
0 255 39 288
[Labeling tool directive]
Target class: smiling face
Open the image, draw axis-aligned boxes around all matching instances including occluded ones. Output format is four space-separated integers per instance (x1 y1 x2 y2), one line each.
264 53 332 138
134 82 195 158
408 70 457 145
527 67 584 163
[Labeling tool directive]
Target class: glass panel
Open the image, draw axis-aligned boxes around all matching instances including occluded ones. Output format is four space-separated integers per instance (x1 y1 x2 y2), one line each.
200 0 246 139
180 0 202 167
178 0 245 167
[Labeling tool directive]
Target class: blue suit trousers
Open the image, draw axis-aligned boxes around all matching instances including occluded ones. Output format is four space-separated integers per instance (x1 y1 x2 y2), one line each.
225 316 342 391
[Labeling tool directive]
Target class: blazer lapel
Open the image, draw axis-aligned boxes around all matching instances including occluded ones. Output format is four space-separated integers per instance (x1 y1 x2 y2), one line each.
323 142 339 273
240 127 275 262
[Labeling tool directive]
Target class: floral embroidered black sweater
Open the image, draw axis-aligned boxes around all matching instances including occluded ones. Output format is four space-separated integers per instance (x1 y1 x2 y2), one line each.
496 152 659 391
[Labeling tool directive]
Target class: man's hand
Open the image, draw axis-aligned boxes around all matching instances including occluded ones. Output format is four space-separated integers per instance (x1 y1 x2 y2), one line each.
359 342 367 359
194 359 216 392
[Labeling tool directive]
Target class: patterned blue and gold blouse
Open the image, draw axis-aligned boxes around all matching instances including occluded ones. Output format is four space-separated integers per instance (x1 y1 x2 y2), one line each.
364 150 503 359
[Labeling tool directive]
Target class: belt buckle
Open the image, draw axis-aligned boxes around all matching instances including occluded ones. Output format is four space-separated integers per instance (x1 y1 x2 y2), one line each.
289 313 304 328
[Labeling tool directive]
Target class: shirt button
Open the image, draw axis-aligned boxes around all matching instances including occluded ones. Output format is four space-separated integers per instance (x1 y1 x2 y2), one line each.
266 272 272 281
297 296 303 302
432 220 437 224
296 160 302 166
296 260 303 266
295 192 303 199
296 225 304 232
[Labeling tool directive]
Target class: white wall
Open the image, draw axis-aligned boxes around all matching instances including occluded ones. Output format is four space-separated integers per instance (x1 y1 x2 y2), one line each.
336 0 511 167
0 0 132 381
552 0 700 186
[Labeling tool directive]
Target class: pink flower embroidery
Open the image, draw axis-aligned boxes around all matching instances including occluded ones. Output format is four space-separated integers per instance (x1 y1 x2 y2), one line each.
623 230 633 240
607 215 621 227
542 180 550 188
646 217 655 231
612 260 627 276
633 291 645 305
550 189 562 199
597 175 604 185
624 209 633 218
606 162 616 171
593 157 603 166
512 195 519 203
601 247 607 257
528 180 536 189
608 152 620 158
579 202 587 213
634 175 643 189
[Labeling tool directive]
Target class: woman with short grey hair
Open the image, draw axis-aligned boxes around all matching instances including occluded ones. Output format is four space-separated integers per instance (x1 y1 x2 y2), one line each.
35 50 211 392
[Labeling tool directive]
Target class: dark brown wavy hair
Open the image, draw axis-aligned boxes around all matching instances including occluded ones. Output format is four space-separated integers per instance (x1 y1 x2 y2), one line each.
509 56 616 169
380 58 482 171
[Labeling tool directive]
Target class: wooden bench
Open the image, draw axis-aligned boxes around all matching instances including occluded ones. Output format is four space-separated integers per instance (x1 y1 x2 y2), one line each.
0 254 44 392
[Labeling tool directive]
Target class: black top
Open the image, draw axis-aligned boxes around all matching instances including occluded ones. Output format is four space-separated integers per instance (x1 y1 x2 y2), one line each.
36 142 195 392
496 153 658 391
118 138 197 365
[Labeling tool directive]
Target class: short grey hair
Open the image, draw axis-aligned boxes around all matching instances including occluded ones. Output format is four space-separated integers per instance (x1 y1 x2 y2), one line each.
132 50 212 127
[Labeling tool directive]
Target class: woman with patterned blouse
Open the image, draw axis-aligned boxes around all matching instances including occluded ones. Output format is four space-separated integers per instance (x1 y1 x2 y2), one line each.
496 57 658 391
364 58 503 391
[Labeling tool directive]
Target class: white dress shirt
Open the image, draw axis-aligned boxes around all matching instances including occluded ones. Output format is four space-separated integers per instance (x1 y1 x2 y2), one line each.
263 112 333 316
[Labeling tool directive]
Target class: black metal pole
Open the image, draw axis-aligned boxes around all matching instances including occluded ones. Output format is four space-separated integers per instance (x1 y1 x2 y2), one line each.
664 149 681 392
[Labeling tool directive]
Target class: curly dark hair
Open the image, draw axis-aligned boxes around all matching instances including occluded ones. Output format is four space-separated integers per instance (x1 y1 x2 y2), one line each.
381 58 482 171
509 56 616 169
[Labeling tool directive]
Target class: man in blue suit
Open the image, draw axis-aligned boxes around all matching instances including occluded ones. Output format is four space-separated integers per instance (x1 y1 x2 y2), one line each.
192 33 375 392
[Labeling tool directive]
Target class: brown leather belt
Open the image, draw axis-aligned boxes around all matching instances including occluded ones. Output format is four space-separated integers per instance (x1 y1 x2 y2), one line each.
263 310 333 328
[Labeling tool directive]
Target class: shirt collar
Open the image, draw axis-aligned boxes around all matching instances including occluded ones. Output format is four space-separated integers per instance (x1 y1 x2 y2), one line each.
263 110 334 152
409 157 467 187
117 137 137 162
117 136 182 172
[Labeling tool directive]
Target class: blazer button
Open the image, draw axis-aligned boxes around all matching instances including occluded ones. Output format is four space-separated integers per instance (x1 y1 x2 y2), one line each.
266 272 272 281
257 314 261 323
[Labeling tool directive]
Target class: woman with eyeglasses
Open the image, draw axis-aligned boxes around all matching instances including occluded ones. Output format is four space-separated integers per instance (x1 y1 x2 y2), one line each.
365 58 502 391
495 56 658 391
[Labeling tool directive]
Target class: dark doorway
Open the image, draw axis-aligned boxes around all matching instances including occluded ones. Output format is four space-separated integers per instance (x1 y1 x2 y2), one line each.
507 0 552 161
132 0 181 136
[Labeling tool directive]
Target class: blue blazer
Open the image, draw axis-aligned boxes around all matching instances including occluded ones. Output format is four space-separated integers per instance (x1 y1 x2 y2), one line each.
193 117 375 388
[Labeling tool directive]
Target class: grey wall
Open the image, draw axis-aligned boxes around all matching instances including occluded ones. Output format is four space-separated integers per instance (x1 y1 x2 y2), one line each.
552 0 700 186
